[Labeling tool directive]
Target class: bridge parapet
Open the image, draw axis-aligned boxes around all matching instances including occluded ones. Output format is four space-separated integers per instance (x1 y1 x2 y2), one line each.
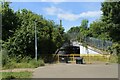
57 53 110 64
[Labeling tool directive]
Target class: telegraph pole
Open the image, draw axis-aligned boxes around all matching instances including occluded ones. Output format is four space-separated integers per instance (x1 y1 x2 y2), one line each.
60 20 62 27
35 21 37 61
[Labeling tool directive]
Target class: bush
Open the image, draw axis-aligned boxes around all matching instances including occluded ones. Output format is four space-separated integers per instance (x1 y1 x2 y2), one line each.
111 43 120 55
109 55 118 63
3 60 45 69
1 49 10 67
2 53 45 69
20 56 32 63
29 59 45 68
1 47 45 69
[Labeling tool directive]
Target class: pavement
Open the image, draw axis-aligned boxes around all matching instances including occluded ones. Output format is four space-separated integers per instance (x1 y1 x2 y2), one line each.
32 63 118 78
0 68 35 72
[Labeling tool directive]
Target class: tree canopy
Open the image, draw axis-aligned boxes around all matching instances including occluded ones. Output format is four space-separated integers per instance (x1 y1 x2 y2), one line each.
101 1 120 43
2 2 19 41
2 2 67 62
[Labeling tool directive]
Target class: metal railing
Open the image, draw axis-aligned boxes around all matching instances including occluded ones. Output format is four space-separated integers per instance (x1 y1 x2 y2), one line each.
57 54 111 64
84 37 112 50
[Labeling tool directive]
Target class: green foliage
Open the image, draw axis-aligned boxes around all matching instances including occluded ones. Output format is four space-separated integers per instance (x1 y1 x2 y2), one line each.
67 26 80 33
2 2 19 41
67 26 80 40
101 2 120 59
80 19 88 29
89 20 110 40
66 2 120 61
2 44 45 69
29 59 45 67
67 19 89 41
10 59 45 68
3 9 37 57
2 2 66 65
111 43 120 55
3 56 45 69
80 19 90 37
63 33 70 43
77 19 91 43
2 72 32 79
101 2 120 43
101 1 120 55
109 55 118 63
1 49 10 67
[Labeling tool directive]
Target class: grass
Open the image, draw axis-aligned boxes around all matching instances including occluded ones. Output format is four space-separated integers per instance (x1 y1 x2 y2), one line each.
1 51 45 69
1 71 32 79
3 59 45 69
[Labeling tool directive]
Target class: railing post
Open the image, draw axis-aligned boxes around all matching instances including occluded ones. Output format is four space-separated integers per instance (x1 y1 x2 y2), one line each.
73 54 74 62
57 54 59 63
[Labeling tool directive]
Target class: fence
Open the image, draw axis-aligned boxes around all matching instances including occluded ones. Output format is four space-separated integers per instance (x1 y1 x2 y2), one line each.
85 37 113 50
56 54 113 64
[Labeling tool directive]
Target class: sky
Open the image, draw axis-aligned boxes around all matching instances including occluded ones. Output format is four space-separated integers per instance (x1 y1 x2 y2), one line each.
10 2 102 32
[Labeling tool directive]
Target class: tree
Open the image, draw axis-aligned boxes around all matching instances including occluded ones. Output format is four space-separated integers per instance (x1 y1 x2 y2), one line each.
80 19 89 36
67 26 80 40
2 8 66 63
79 19 90 42
80 19 88 29
89 20 110 40
101 1 120 56
101 1 120 43
2 2 19 41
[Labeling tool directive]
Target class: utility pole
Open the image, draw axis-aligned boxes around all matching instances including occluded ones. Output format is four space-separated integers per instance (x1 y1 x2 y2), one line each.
35 21 37 61
60 20 62 27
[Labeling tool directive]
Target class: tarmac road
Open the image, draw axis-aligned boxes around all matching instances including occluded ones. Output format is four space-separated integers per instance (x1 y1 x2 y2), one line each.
32 63 118 78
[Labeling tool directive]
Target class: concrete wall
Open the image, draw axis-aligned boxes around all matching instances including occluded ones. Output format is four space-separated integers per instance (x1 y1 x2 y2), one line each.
72 41 100 54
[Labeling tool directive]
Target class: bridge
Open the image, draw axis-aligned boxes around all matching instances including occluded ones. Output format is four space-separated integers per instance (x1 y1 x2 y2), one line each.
72 41 103 54
55 40 112 64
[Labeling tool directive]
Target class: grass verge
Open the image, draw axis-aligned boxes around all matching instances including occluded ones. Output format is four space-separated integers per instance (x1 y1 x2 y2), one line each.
3 59 45 69
1 71 32 79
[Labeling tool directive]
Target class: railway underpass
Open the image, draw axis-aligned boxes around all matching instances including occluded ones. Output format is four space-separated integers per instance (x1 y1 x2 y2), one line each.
55 41 112 64
32 41 118 78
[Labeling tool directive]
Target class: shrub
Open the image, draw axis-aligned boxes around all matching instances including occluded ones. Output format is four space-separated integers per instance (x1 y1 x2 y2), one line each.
109 55 118 63
2 54 45 69
1 49 11 67
29 59 45 68
20 56 32 63
1 48 45 69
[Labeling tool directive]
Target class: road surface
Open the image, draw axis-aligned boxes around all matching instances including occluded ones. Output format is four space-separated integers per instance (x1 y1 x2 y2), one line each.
32 63 118 78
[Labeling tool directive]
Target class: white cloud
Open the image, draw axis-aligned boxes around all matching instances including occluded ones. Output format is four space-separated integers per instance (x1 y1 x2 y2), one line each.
79 11 102 18
43 6 102 21
43 6 64 15
58 13 80 21
57 11 102 21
